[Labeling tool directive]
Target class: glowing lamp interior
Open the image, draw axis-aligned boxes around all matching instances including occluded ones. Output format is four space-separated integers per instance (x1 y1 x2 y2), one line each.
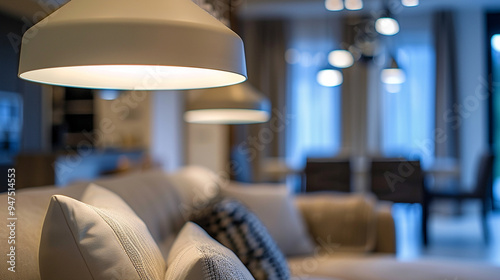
20 65 246 90
375 17 400 36
381 68 406 85
184 109 270 124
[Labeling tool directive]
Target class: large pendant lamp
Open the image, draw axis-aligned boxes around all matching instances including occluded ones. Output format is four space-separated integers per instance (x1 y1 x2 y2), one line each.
185 83 271 124
18 0 247 90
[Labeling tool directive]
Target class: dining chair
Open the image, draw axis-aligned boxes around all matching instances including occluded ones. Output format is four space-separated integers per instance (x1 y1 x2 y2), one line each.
422 152 495 245
370 159 424 204
304 158 351 193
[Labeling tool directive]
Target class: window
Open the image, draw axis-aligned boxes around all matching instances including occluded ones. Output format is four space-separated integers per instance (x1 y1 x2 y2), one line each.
381 43 435 166
0 91 23 163
380 17 435 167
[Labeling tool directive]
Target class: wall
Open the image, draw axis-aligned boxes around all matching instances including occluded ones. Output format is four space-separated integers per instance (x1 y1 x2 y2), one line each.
93 90 185 172
151 91 184 172
455 9 488 188
94 91 152 149
186 123 229 174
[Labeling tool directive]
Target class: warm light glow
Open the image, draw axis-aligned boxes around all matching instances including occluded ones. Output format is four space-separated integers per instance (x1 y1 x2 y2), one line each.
345 0 363 11
492 34 500 52
381 68 406 84
385 84 402 93
184 109 270 124
328 50 354 68
317 69 343 87
325 0 343 11
375 17 400 36
402 0 419 7
19 65 246 90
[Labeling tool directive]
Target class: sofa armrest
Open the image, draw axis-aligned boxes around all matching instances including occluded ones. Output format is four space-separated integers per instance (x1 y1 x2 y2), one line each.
374 201 396 254
295 192 396 254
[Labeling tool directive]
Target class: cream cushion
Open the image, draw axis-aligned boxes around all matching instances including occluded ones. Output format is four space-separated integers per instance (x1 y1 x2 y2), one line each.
222 183 315 256
39 184 166 280
288 254 500 280
165 222 255 280
166 166 220 219
296 193 377 253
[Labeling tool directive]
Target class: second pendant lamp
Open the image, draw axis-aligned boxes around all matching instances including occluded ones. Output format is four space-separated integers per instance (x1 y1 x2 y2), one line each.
185 83 271 124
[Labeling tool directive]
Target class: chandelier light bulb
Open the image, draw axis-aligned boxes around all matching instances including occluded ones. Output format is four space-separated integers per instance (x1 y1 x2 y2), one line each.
325 0 343 11
491 34 500 52
402 0 419 7
375 17 400 36
345 0 363 11
381 68 406 85
317 69 343 87
328 50 354 68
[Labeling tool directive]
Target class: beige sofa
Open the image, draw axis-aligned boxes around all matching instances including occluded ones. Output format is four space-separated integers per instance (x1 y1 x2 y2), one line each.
0 167 499 280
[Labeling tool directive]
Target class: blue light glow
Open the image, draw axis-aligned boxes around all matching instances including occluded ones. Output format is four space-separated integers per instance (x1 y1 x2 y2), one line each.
492 34 500 52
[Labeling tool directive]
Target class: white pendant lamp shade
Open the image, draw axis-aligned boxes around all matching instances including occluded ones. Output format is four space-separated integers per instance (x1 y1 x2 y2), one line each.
402 0 419 7
381 57 405 85
375 17 400 36
492 34 500 52
18 0 247 90
317 69 343 87
345 0 363 11
325 0 344 11
381 69 405 84
328 50 354 68
185 83 271 124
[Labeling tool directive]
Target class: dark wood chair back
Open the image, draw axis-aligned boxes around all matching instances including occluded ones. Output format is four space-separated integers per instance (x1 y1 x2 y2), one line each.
304 158 351 193
473 152 495 198
370 159 424 203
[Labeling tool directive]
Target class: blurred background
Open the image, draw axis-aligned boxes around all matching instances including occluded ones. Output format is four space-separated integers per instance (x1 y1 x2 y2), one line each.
0 0 500 266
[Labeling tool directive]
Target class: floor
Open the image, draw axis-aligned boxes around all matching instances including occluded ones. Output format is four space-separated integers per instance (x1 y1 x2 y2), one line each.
393 201 500 266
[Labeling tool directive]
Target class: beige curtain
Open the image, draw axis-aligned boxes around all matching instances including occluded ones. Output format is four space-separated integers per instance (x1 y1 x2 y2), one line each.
230 19 289 182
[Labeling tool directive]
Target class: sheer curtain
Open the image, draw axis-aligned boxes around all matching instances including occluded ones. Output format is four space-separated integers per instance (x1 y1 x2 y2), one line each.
380 18 436 167
286 18 342 169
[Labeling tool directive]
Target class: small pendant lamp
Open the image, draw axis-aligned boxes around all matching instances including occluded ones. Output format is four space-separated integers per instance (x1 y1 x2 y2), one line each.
185 83 271 124
381 56 405 85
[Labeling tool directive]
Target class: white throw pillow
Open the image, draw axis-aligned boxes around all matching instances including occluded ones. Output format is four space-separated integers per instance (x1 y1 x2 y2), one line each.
165 222 255 280
221 183 315 256
39 184 166 280
167 166 220 219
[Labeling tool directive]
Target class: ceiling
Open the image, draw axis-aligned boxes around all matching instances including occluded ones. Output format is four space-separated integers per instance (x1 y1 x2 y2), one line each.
239 0 500 19
1 0 500 21
0 0 66 20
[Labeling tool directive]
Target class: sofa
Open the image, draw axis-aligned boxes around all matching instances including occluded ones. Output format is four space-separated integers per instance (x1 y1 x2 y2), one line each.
0 166 499 280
